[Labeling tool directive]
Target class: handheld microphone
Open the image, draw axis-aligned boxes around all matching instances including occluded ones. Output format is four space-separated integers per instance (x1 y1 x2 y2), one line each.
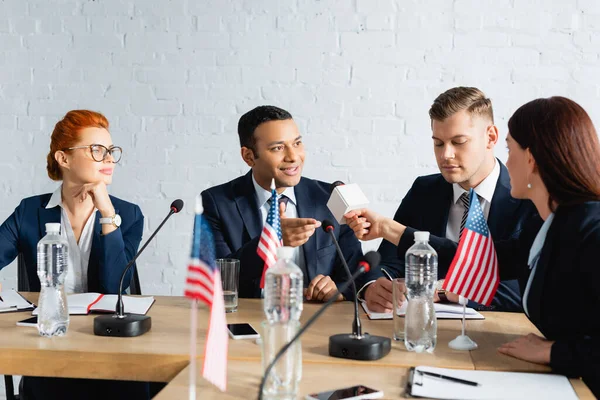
93 199 184 337
321 221 391 360
326 180 369 224
257 252 377 400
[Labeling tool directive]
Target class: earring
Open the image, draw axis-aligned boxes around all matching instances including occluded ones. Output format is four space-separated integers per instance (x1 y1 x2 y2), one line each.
527 183 532 189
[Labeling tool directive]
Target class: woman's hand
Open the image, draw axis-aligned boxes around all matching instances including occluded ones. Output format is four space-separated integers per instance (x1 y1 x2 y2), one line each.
498 333 553 365
72 182 115 217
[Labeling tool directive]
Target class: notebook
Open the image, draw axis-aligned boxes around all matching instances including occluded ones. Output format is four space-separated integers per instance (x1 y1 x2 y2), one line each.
406 366 578 400
32 293 155 316
361 300 484 320
0 290 35 312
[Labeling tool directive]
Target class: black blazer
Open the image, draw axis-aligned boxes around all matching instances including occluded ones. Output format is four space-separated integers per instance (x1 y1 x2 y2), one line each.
201 171 365 300
377 161 538 311
489 202 600 397
0 193 144 294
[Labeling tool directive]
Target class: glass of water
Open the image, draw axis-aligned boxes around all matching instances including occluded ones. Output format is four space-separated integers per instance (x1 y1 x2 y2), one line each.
218 258 240 313
392 278 407 341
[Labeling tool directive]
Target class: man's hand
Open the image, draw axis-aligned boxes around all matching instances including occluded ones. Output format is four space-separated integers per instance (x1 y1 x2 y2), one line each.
498 333 553 365
433 290 460 303
304 275 343 302
280 202 321 247
363 278 394 313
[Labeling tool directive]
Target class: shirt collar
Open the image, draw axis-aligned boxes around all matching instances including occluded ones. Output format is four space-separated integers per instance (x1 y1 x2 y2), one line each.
46 186 63 209
452 158 500 205
251 174 297 209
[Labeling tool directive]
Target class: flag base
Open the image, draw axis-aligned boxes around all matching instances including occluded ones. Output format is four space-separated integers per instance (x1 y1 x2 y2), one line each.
448 334 478 350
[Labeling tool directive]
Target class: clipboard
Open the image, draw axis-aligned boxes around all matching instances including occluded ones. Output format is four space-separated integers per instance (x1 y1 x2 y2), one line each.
0 290 35 313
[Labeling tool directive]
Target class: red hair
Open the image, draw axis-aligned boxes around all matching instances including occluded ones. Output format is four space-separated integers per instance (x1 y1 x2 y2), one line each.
47 110 109 181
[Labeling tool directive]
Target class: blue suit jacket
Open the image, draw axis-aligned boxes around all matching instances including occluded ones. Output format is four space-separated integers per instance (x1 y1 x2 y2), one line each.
201 171 365 300
377 161 539 311
0 194 144 294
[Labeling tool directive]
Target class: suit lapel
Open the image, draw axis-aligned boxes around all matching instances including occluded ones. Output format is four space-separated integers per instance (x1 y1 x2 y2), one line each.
295 178 318 280
38 205 61 238
488 161 521 238
432 178 453 237
234 171 261 240
88 205 120 292
526 212 558 323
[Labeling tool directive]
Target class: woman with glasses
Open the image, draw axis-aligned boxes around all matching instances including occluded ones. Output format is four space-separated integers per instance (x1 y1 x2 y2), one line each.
0 110 148 400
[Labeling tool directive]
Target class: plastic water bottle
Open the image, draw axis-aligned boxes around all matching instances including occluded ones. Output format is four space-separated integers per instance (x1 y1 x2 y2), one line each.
404 231 438 353
36 223 69 337
264 246 304 323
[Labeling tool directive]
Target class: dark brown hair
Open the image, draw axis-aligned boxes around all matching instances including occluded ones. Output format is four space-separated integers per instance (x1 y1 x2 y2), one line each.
508 96 600 209
47 110 109 181
429 86 494 123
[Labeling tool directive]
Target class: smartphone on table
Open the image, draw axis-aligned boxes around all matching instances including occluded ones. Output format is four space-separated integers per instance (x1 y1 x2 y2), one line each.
305 385 383 400
16 316 38 327
227 323 260 340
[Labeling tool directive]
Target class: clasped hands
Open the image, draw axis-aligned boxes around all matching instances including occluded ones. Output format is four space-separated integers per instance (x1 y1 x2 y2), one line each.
279 203 343 303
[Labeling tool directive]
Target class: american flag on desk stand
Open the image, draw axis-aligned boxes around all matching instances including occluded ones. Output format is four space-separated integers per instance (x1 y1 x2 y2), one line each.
184 197 228 397
257 178 283 288
442 188 499 306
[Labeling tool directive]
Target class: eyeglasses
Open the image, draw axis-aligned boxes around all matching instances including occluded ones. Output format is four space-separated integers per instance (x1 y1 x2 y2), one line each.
63 144 123 163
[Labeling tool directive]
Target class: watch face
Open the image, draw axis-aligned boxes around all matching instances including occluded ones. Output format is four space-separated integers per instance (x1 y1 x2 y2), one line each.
113 214 122 227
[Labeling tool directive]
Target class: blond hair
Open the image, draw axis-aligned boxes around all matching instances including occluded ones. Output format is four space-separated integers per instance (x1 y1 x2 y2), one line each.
429 87 494 123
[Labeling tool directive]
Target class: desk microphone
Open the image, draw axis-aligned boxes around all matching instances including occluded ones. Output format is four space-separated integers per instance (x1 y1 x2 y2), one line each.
94 199 184 337
257 252 378 400
322 220 391 360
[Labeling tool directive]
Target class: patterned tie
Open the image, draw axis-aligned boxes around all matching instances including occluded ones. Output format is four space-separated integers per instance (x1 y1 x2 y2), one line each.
269 194 289 212
459 192 470 239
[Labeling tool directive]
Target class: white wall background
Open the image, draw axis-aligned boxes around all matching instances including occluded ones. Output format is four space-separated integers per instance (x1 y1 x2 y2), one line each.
0 2 599 392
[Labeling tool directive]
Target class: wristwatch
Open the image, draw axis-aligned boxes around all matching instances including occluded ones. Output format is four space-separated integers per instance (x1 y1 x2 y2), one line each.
436 279 449 303
99 214 122 228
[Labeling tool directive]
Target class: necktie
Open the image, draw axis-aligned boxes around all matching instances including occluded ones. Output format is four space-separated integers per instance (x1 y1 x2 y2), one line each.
269 194 289 212
459 192 470 239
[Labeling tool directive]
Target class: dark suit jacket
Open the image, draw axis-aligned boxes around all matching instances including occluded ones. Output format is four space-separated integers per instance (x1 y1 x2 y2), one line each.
201 171 364 300
0 193 144 294
449 202 599 397
377 161 538 311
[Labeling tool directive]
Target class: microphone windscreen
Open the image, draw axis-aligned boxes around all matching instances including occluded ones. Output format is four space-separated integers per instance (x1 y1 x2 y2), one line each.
329 180 345 194
321 219 335 232
170 199 184 213
362 251 381 271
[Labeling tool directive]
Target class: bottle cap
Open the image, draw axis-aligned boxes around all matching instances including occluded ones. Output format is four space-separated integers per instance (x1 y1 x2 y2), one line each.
276 246 294 260
45 223 61 234
414 231 430 242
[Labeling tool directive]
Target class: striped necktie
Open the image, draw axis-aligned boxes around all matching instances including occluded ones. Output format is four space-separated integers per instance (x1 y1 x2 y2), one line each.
459 192 470 239
268 194 289 212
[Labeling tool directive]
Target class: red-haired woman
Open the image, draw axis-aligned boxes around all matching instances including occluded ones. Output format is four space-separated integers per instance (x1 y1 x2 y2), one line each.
0 110 147 399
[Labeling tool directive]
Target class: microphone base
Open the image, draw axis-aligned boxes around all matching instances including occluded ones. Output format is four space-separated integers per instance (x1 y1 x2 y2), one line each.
93 314 152 337
329 333 391 361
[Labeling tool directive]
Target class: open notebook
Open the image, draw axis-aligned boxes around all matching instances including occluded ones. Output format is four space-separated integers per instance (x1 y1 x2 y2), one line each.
33 293 155 316
406 366 578 400
0 290 35 313
361 300 484 320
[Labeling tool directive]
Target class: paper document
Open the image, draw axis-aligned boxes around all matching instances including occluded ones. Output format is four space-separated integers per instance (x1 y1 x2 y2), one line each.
33 293 155 316
407 366 578 400
0 290 35 312
361 300 484 320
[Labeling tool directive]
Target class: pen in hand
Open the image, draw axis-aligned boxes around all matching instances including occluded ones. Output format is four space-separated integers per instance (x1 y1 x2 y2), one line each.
419 370 480 387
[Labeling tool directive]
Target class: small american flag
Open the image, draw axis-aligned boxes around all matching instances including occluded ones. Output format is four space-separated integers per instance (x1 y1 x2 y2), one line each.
257 179 283 288
184 203 228 392
442 189 499 306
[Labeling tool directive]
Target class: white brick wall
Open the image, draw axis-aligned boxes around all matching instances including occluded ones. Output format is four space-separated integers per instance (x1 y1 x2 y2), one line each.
0 0 599 393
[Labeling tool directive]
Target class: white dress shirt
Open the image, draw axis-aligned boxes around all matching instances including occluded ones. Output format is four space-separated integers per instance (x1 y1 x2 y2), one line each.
252 175 306 275
446 159 500 242
46 186 96 294
523 212 555 317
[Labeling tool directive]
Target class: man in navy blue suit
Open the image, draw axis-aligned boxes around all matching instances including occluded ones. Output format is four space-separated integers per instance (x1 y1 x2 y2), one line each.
347 87 537 313
201 105 365 301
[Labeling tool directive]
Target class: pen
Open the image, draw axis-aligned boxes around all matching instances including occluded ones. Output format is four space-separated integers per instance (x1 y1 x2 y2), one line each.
419 370 480 387
0 295 4 302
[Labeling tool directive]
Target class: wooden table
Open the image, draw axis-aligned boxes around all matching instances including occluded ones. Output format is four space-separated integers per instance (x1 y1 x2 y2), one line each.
0 294 593 399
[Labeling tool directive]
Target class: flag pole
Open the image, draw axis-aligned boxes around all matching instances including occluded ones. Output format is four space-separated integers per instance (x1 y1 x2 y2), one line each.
461 301 466 337
189 298 198 400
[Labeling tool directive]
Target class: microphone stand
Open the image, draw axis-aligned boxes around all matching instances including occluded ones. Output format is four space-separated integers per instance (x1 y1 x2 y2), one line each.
323 222 391 361
94 204 181 337
258 266 368 400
